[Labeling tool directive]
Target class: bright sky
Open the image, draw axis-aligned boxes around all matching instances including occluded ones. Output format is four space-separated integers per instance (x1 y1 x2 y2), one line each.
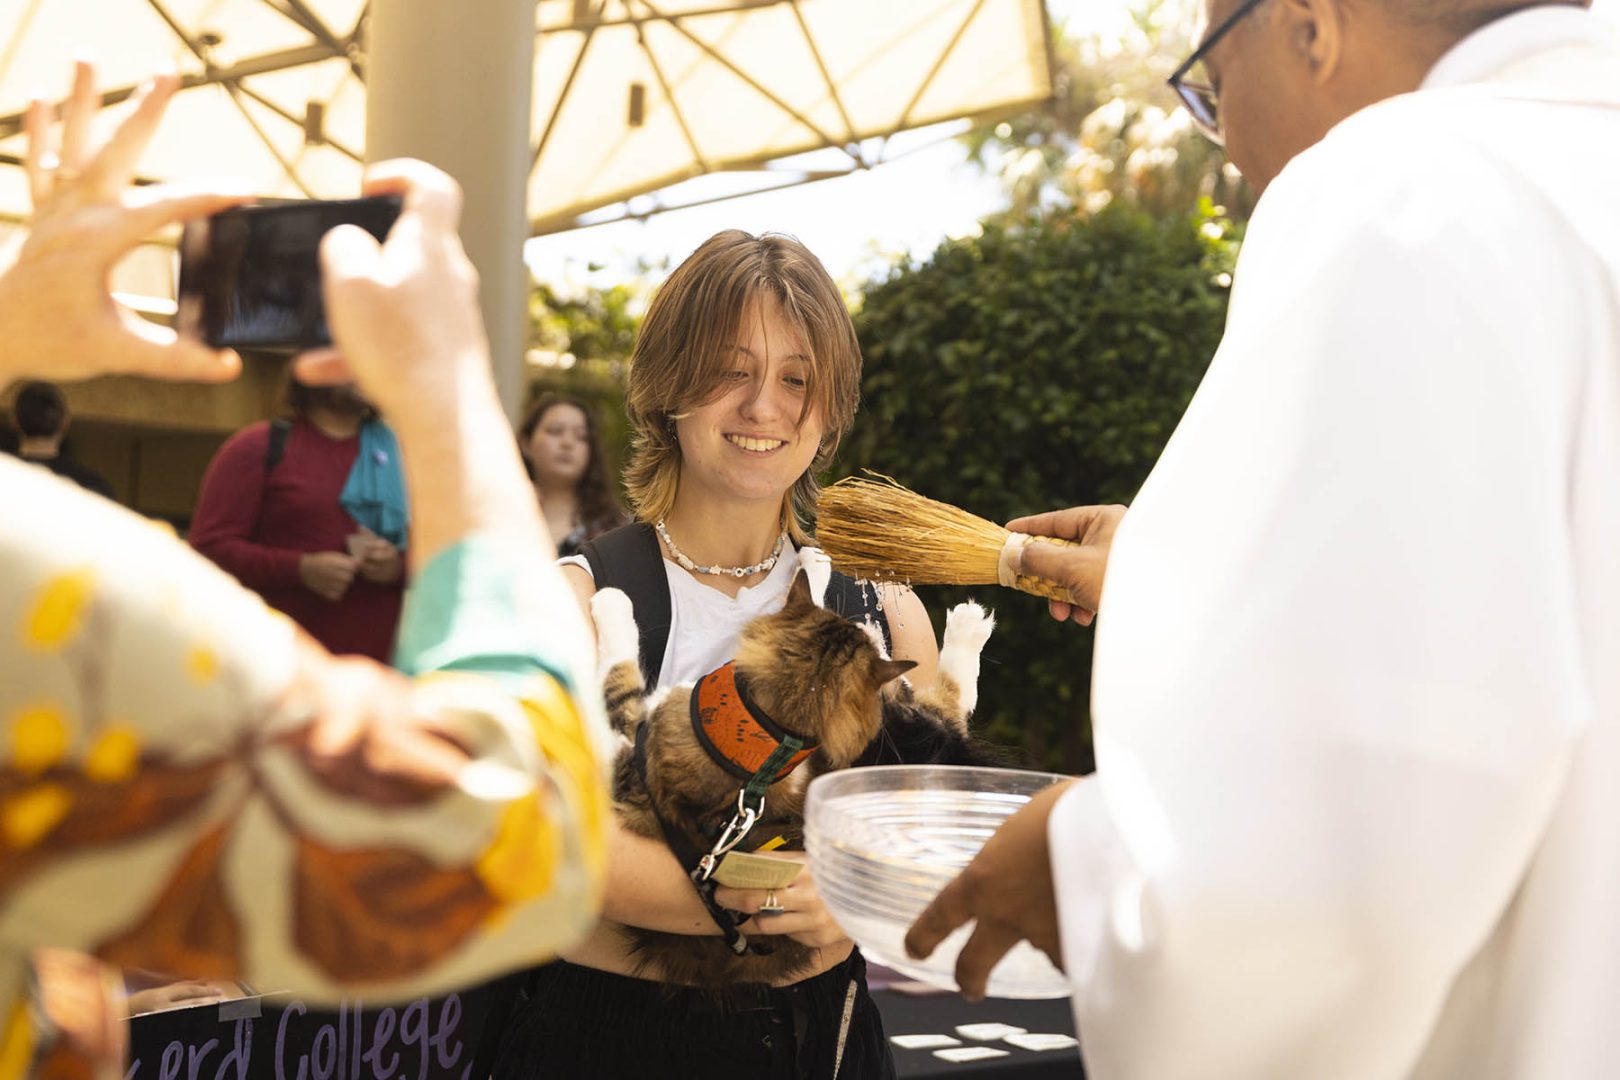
523 0 1620 296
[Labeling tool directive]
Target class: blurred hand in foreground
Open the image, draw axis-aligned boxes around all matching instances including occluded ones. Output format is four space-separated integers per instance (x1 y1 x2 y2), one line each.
1007 504 1128 627
0 61 250 386
292 160 547 570
292 160 491 433
903 778 1077 1001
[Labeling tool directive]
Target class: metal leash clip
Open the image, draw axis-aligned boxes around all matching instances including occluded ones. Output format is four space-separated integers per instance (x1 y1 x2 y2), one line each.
695 788 765 882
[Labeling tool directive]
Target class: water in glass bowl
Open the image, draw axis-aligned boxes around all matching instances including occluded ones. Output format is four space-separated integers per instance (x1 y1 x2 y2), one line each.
805 765 1072 999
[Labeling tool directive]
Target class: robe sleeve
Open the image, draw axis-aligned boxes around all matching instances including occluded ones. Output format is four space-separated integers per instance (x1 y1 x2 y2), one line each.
1049 118 1594 1078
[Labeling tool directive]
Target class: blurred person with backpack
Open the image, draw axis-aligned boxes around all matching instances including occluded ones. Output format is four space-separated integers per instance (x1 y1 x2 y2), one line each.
190 374 407 662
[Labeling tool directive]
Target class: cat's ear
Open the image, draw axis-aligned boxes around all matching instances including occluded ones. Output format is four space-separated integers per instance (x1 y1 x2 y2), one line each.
784 569 817 613
873 658 917 687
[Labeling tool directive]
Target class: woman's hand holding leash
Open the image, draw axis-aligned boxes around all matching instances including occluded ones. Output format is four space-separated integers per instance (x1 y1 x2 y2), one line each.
714 857 852 951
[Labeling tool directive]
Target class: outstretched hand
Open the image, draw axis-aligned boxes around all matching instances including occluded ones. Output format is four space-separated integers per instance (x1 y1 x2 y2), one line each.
0 61 251 386
903 778 1076 1001
1007 505 1127 626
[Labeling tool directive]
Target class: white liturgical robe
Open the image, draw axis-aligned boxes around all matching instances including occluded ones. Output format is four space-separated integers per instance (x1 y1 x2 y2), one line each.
1049 8 1620 1078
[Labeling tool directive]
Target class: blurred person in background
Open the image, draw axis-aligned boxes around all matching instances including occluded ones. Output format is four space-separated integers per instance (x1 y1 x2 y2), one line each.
518 392 626 557
0 63 609 1080
189 374 408 663
7 379 114 500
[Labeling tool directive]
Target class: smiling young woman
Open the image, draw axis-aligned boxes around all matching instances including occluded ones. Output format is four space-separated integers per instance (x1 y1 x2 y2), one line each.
492 231 939 1080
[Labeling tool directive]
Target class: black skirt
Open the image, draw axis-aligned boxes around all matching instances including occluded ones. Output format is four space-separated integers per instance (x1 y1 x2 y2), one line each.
490 951 896 1080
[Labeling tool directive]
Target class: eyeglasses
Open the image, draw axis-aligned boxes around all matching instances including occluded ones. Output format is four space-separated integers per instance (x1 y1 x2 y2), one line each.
1168 0 1268 145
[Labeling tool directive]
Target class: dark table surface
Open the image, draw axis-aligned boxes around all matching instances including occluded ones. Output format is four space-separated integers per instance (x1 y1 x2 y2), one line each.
872 986 1084 1079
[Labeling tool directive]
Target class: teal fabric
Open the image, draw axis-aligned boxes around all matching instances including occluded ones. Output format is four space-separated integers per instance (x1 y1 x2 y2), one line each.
339 420 410 548
393 535 572 693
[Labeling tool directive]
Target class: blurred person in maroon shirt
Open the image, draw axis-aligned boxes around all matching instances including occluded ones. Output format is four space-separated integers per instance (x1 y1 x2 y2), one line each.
190 376 406 661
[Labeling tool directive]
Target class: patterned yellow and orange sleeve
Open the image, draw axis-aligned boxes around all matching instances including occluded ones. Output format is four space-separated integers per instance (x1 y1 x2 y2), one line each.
0 456 610 1080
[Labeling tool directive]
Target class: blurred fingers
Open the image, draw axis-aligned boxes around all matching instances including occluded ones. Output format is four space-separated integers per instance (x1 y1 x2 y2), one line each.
361 158 464 235
24 98 54 207
118 309 242 383
953 922 1020 1002
320 222 385 287
58 60 97 174
111 184 254 254
291 347 351 386
905 874 972 961
84 73 179 194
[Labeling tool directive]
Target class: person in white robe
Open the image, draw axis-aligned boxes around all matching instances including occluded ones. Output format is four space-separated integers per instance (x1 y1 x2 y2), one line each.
906 2 1620 1077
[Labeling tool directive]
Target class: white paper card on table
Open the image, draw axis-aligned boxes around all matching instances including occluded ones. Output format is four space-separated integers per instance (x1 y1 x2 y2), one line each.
935 1047 1011 1063
955 1022 1027 1041
890 1034 963 1050
1004 1032 1080 1052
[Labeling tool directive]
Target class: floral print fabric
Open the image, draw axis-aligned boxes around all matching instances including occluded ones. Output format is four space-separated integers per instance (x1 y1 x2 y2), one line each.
0 456 609 1080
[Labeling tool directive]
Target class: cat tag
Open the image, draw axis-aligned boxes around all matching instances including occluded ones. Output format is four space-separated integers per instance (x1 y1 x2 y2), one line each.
711 851 805 890
933 1047 1009 1063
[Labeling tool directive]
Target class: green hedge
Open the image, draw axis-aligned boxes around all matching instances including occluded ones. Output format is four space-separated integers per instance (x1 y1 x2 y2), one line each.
838 206 1238 771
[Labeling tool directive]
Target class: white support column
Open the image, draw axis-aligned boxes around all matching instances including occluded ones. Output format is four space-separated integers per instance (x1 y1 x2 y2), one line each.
365 0 535 418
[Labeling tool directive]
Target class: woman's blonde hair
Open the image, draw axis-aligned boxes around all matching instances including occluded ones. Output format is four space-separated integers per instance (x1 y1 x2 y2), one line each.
623 230 862 544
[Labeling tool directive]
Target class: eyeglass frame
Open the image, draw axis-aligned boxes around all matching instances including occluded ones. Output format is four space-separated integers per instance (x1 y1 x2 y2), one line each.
1168 0 1269 145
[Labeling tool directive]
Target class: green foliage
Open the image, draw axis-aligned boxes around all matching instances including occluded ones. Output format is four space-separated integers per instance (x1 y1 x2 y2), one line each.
524 279 644 483
841 206 1237 771
529 279 641 371
966 1 1254 222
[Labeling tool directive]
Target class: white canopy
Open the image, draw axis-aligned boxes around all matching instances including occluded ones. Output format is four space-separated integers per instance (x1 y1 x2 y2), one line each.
0 0 1052 233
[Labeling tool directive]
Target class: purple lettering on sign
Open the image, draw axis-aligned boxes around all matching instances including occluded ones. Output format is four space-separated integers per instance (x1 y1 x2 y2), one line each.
185 1037 219 1080
213 1018 251 1080
431 996 462 1071
158 1040 184 1080
399 999 429 1080
363 1007 399 1080
276 1000 308 1080
311 1024 336 1080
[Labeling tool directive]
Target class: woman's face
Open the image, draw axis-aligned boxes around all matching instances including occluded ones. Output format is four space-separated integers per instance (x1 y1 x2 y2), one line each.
527 403 591 487
675 296 824 509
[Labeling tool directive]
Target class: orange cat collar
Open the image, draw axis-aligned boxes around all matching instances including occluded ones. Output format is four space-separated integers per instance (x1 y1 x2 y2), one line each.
690 661 818 785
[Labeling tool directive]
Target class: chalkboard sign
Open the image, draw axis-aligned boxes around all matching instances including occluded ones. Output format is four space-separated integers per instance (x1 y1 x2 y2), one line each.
125 979 522 1080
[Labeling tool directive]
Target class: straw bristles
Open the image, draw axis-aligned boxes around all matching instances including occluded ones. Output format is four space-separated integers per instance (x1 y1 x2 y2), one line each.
815 474 1078 602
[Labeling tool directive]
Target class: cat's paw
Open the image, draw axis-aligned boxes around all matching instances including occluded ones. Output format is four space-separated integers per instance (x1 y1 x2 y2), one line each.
938 601 994 718
591 588 641 670
798 547 833 608
943 601 995 652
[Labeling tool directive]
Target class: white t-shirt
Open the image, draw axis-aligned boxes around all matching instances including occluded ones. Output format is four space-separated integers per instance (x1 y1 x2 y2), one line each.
562 543 802 690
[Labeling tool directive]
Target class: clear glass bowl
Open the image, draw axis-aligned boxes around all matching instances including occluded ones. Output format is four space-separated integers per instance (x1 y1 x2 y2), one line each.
805 764 1072 999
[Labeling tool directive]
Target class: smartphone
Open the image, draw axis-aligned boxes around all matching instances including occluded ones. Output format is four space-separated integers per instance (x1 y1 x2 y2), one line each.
176 195 402 353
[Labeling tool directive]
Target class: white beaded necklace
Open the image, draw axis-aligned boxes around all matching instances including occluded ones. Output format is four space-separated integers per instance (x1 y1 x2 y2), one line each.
655 519 787 579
